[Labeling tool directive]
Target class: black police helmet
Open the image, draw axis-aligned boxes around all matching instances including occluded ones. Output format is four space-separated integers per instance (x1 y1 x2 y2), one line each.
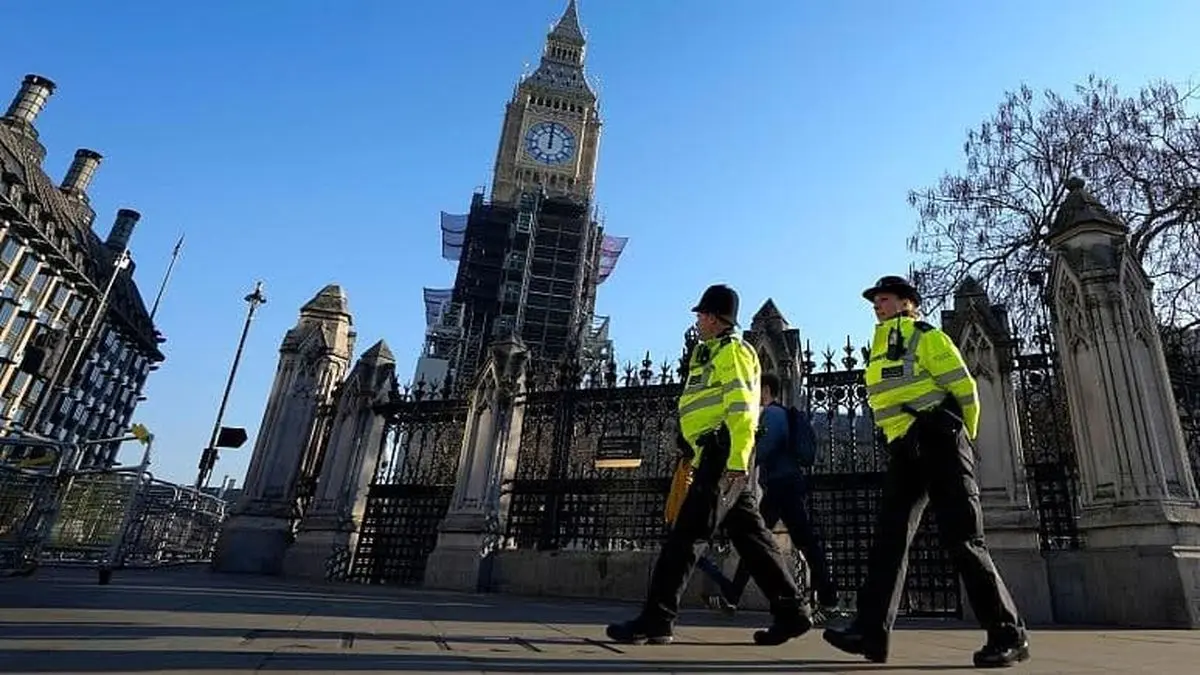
862 275 922 306
691 284 740 326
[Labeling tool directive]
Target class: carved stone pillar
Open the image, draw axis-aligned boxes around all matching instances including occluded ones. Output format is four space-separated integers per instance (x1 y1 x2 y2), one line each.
942 278 1053 624
423 336 529 591
212 285 355 575
743 299 803 404
282 341 395 580
1045 178 1200 627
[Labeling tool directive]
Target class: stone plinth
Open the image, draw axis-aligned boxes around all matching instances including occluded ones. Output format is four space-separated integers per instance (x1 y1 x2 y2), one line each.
1043 505 1200 627
280 525 356 581
210 513 293 576
423 513 496 592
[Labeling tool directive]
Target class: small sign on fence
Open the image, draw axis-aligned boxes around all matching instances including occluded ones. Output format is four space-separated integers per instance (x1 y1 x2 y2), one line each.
595 434 643 469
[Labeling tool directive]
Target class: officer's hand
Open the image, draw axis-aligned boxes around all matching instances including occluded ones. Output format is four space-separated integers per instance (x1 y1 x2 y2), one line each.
714 424 731 451
917 407 962 437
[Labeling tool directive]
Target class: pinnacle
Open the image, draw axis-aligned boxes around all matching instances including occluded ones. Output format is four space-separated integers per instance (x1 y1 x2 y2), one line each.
550 0 585 44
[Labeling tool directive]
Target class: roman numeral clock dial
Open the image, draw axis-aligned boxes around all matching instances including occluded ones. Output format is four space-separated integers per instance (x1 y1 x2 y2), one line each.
524 121 576 166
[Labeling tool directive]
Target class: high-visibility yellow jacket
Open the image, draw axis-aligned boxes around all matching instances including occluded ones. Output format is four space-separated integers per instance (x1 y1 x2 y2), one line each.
678 332 761 471
864 316 979 443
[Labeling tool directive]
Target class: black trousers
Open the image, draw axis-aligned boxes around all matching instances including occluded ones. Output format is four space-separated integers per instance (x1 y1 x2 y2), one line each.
642 453 805 624
854 415 1024 644
728 475 838 607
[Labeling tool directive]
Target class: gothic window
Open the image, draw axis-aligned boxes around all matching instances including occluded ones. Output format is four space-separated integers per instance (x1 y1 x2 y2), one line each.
3 370 30 403
47 285 68 316
4 315 29 348
22 378 43 411
29 270 50 301
0 237 19 275
65 296 84 321
10 254 37 291
0 301 13 334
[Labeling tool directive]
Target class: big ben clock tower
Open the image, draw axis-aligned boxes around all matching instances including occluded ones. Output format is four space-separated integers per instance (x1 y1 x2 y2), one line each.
417 0 624 392
491 0 600 205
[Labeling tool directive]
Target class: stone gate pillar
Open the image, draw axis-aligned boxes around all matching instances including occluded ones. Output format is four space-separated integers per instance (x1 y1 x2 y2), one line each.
423 335 529 591
941 278 1053 624
1046 177 1200 627
744 300 803 405
212 285 355 575
282 341 396 580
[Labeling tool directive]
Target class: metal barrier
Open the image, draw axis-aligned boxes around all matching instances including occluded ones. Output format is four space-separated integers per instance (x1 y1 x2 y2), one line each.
0 428 227 583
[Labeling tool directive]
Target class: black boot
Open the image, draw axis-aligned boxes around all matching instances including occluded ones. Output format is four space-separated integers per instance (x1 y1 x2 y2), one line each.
605 616 673 645
753 610 812 646
822 625 888 663
973 637 1031 668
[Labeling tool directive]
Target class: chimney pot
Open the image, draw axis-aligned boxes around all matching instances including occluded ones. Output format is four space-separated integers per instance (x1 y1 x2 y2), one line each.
106 208 141 251
4 74 57 126
61 148 103 200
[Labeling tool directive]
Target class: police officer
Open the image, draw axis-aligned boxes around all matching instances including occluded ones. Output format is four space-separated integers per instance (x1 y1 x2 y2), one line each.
721 372 839 618
822 276 1030 668
607 284 811 646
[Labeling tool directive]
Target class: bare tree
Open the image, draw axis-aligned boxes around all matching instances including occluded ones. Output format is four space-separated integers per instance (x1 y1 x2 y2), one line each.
907 75 1200 330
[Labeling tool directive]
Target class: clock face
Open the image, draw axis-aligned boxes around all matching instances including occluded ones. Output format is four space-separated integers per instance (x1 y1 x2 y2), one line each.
524 121 576 166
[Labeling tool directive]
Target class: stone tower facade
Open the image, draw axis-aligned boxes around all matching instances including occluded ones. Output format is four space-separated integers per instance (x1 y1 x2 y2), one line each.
212 284 356 575
490 0 601 205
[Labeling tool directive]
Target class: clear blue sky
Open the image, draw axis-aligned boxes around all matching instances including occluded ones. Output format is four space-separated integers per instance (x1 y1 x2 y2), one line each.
4 0 1196 486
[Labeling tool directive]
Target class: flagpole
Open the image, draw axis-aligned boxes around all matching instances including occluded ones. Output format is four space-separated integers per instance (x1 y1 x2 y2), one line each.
149 234 184 322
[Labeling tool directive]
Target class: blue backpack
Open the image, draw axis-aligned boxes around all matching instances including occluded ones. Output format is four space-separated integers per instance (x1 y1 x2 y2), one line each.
780 403 818 468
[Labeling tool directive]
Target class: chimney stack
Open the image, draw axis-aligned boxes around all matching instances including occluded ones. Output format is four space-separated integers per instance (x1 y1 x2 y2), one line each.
106 208 141 252
4 74 56 126
60 149 103 201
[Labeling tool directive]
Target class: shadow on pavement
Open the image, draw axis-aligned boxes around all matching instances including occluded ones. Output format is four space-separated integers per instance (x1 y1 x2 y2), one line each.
0 619 759 647
0 648 976 673
0 566 983 633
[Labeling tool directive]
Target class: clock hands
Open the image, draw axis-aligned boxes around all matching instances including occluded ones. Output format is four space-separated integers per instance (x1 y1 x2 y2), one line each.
526 123 572 164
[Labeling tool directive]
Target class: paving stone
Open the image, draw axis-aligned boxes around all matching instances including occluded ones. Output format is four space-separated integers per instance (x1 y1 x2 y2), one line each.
0 565 1196 673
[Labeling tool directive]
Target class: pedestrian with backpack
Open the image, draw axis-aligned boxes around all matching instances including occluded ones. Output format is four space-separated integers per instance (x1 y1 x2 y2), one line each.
714 372 839 618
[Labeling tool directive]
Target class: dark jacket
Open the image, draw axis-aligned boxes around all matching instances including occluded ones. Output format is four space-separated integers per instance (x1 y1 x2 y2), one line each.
754 403 803 487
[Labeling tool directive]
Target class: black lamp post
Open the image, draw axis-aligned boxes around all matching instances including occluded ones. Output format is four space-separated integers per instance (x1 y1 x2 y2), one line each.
194 281 265 490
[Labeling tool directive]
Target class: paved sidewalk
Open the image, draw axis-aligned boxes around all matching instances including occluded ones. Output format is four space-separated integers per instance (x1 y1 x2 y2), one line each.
0 566 1196 673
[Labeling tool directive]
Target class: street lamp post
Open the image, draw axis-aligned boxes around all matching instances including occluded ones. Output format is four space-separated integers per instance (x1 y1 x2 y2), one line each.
194 281 267 491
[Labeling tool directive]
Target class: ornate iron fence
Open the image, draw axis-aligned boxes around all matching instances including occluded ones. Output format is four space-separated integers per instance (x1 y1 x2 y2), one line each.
1016 273 1084 551
349 385 468 585
798 340 961 618
1162 326 1200 489
502 355 682 551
